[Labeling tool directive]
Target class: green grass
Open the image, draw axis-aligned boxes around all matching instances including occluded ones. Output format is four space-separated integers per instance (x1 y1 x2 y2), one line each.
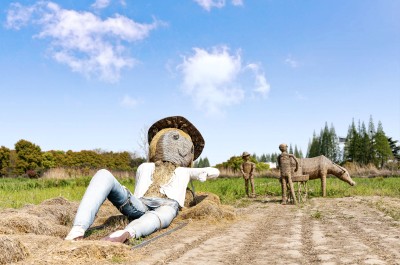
193 176 400 205
0 177 135 209
0 176 399 209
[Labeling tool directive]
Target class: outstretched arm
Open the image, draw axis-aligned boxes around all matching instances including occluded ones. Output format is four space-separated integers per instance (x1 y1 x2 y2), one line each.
188 167 220 182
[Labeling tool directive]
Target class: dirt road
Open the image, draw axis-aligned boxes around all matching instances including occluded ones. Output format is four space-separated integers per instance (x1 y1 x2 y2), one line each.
133 196 400 265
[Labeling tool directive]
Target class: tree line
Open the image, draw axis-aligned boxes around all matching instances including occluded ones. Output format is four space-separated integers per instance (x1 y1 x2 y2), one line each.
215 116 398 173
307 116 398 168
0 139 145 178
1 116 397 178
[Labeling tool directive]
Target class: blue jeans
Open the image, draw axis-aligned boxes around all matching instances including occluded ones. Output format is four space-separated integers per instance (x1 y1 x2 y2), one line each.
73 169 179 238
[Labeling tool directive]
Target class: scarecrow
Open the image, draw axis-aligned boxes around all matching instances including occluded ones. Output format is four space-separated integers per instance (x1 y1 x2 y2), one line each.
65 116 219 243
277 143 298 205
240 152 256 198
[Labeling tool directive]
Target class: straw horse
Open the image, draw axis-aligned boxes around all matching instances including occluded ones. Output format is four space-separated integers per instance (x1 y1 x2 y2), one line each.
296 155 355 196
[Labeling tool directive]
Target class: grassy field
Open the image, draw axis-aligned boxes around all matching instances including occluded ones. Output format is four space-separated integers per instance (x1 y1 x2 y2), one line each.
0 177 400 208
0 177 135 209
0 176 399 209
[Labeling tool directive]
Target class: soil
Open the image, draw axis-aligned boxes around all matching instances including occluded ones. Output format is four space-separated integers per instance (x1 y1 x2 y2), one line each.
2 196 400 265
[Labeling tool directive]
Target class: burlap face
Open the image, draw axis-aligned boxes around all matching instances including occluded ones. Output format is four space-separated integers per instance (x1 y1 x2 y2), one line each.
149 128 194 167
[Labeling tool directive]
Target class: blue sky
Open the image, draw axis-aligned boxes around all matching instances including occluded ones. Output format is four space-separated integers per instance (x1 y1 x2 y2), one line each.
1 0 399 165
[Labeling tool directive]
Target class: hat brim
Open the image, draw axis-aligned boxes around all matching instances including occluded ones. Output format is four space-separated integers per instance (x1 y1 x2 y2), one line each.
148 116 205 161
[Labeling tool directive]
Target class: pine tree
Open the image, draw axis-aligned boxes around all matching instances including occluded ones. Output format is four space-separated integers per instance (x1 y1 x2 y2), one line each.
374 121 393 168
359 122 370 164
271 153 278 163
344 119 360 162
294 145 300 158
260 154 267 162
202 157 210 167
320 123 330 158
387 137 400 160
329 124 340 162
367 116 376 164
307 131 320 158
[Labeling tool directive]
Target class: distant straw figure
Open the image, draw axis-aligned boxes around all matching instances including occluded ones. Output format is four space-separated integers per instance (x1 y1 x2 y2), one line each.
240 152 256 198
277 144 298 205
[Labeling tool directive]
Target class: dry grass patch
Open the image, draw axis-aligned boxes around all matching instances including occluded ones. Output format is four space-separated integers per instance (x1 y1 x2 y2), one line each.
179 192 236 222
0 236 29 264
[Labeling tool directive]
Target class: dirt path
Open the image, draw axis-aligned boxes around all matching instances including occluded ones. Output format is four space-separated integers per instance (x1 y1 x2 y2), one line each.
132 196 400 265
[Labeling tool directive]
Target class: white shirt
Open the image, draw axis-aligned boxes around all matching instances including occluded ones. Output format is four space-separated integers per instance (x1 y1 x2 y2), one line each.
133 163 220 207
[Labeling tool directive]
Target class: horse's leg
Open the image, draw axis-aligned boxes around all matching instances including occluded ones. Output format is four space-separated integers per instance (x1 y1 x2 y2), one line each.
321 173 327 197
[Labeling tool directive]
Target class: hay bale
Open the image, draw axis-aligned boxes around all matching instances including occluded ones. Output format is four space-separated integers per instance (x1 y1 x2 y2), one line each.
0 236 29 264
180 192 236 221
0 226 14 234
24 204 77 226
0 212 69 237
41 196 72 206
185 191 221 207
57 241 130 261
0 197 124 239
180 200 235 221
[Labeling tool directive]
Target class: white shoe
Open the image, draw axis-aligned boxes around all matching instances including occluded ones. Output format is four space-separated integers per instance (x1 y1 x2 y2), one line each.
65 226 85 240
102 230 131 243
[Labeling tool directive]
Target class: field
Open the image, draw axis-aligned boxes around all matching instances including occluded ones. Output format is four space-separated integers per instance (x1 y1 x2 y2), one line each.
1 176 400 264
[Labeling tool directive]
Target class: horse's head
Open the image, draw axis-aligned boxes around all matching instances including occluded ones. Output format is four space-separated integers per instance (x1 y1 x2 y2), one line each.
340 167 356 186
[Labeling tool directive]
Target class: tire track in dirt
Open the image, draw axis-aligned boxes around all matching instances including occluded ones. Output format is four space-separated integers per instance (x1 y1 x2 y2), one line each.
245 205 305 264
306 198 400 265
166 210 261 264
301 202 320 264
133 222 228 265
167 202 307 265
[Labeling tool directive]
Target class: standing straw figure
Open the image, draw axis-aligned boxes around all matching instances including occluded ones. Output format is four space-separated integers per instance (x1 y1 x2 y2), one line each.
65 116 219 243
277 143 299 205
240 152 256 198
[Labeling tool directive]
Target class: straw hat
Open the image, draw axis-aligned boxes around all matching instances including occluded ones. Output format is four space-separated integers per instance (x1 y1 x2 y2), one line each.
241 151 251 158
148 116 205 160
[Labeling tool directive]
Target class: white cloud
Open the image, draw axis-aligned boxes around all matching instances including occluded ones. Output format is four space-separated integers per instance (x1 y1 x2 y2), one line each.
231 0 244 6
5 3 35 30
246 63 270 98
285 55 299 68
120 95 138 108
178 46 243 115
178 46 269 115
6 1 158 82
194 0 243 11
194 0 225 11
91 0 111 10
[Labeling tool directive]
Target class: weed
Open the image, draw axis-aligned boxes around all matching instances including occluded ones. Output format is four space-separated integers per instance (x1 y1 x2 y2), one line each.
311 210 322 219
111 255 126 263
